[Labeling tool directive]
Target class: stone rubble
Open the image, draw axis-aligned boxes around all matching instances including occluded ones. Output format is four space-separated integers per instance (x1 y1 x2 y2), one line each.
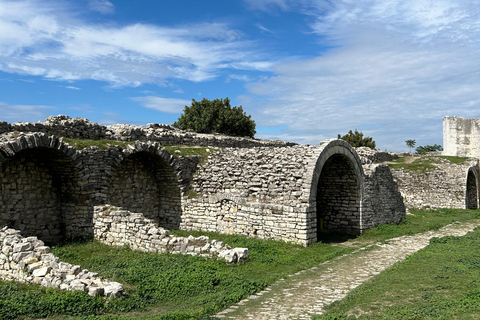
94 205 248 264
0 226 124 297
0 115 295 148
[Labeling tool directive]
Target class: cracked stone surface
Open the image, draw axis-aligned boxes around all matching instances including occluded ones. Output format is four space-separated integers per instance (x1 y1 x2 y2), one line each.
215 220 480 320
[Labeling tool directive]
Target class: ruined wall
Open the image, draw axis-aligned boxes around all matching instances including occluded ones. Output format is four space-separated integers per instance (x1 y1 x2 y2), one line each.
362 164 405 228
443 116 480 158
0 135 92 243
390 157 480 209
182 140 406 245
0 132 406 247
94 205 248 263
1 115 295 148
0 226 123 297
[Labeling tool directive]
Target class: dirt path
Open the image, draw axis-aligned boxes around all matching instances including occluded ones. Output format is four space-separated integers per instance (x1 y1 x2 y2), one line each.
215 220 480 320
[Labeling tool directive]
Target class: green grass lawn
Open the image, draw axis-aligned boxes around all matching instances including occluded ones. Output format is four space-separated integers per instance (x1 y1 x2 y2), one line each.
1 208 480 320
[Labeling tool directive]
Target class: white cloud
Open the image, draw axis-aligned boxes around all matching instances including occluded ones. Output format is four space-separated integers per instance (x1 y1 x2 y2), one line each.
0 102 55 122
65 86 81 90
132 96 191 114
0 0 263 86
88 0 114 14
243 0 480 151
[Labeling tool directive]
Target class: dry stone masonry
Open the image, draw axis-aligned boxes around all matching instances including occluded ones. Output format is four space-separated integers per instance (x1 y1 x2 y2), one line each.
389 156 480 209
94 205 248 263
0 226 123 297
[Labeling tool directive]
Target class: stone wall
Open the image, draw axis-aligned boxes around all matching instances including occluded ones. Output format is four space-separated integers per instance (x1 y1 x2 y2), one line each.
0 132 406 247
390 157 480 209
1 115 295 148
181 140 406 245
0 226 123 297
362 164 406 228
94 205 248 263
443 116 480 158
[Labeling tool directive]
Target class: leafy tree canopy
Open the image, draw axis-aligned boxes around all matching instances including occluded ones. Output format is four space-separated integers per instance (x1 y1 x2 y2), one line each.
173 98 256 138
415 144 443 154
337 129 376 149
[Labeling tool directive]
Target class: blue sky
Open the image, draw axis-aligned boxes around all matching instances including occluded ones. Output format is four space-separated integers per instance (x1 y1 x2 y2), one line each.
1 0 480 151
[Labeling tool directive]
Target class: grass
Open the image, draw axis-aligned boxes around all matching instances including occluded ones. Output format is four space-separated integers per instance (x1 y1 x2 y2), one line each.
1 208 480 319
314 227 480 320
62 138 135 150
388 156 470 173
61 138 212 163
163 146 211 164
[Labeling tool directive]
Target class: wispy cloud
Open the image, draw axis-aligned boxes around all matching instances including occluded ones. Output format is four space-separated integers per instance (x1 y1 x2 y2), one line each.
0 0 264 86
65 86 81 90
0 102 56 122
132 96 191 114
243 0 480 150
88 0 114 14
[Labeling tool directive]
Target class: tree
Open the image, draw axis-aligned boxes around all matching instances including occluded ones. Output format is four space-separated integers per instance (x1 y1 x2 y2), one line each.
405 139 416 153
415 144 443 155
337 129 376 148
173 98 256 138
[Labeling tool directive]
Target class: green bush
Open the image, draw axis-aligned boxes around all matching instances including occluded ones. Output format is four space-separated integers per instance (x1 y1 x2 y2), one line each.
173 98 256 138
337 130 376 148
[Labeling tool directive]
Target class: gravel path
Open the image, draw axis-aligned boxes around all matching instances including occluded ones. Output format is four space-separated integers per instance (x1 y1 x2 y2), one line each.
215 220 480 320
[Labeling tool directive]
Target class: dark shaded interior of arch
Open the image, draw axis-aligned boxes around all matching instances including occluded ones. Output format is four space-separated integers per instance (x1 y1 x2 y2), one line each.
0 148 89 244
107 152 182 229
466 171 478 209
316 154 360 240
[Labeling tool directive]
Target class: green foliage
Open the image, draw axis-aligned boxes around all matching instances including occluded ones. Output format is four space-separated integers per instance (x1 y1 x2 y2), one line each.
173 98 256 138
337 129 376 148
405 139 415 152
62 138 135 150
415 144 443 154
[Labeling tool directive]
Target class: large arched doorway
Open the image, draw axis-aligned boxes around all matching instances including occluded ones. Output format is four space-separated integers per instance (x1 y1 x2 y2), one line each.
107 151 182 229
316 153 362 239
0 147 85 244
466 169 478 209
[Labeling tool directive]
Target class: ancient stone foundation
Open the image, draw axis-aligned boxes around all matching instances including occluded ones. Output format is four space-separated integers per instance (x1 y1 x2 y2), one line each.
94 205 249 263
0 226 123 297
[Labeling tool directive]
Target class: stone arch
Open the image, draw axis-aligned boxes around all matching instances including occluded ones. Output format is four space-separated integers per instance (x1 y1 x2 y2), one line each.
309 139 364 241
0 134 89 244
107 142 182 229
466 167 479 209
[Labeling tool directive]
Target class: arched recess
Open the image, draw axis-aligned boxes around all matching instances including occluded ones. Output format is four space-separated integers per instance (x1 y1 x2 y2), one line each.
309 139 364 241
0 134 88 244
107 147 182 229
466 167 479 209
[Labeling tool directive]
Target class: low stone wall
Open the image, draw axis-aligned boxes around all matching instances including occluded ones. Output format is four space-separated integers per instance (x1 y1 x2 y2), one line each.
390 157 480 209
94 205 248 263
2 115 295 148
0 226 123 297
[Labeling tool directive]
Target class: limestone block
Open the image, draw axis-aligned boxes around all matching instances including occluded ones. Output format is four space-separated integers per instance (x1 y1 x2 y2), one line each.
104 282 123 298
32 266 51 277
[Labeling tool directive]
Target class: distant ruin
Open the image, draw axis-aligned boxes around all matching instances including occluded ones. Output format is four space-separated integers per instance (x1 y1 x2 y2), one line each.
443 116 480 158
